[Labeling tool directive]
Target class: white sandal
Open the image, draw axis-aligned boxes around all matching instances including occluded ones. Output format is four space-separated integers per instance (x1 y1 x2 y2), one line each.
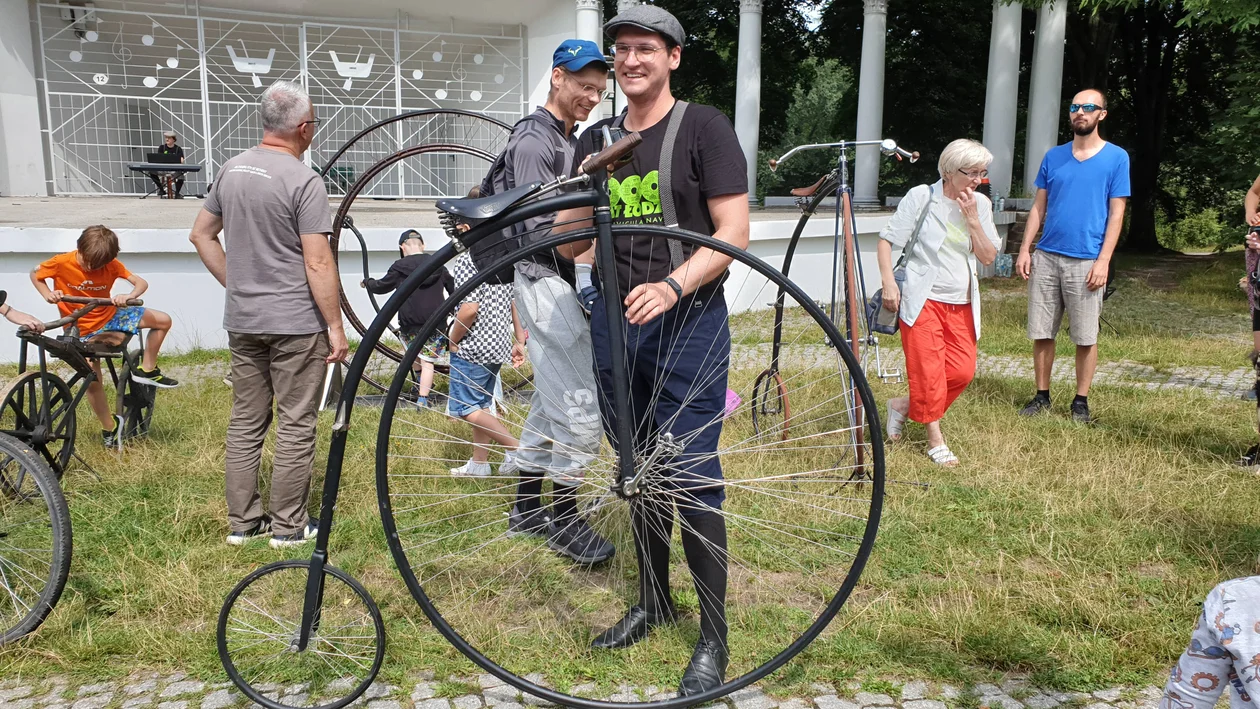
886 406 907 442
926 445 959 467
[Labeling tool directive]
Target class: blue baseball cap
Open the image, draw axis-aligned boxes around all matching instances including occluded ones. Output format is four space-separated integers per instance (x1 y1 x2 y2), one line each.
553 39 608 72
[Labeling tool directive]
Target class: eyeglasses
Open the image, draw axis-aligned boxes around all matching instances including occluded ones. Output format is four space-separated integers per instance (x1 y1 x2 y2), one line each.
300 118 322 129
1068 103 1103 114
564 72 612 101
612 43 665 61
957 169 988 180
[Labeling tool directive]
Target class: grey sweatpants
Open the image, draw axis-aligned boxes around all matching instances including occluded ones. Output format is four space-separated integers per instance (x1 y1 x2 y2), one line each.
513 271 602 485
226 331 329 536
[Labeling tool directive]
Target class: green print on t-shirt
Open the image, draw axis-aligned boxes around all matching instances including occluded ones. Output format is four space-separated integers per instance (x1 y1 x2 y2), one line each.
609 170 664 222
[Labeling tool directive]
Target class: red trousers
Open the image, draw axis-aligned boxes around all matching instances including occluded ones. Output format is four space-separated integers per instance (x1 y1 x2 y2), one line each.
900 299 977 424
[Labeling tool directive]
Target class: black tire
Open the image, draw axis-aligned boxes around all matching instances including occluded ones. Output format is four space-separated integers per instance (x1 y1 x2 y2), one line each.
217 560 385 709
0 432 72 645
0 371 78 479
121 350 156 441
372 225 884 708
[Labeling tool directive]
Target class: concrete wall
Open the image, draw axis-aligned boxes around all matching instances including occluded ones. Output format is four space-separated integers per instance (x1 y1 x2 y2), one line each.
0 0 48 196
525 1 575 111
0 214 901 363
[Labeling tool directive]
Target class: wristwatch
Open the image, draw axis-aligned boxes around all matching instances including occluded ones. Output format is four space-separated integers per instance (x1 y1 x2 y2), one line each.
663 277 683 305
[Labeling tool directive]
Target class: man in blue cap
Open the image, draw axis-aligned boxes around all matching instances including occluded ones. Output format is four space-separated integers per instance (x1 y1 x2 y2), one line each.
487 39 617 566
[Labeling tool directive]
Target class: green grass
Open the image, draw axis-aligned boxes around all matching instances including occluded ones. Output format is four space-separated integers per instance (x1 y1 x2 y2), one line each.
977 251 1252 369
1 252 1257 695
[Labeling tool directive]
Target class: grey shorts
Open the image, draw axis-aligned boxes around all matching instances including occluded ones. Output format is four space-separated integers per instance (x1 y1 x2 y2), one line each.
1027 249 1105 346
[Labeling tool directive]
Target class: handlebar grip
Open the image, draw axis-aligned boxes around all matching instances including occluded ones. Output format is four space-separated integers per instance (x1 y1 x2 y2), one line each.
768 158 779 171
59 296 143 306
580 131 643 175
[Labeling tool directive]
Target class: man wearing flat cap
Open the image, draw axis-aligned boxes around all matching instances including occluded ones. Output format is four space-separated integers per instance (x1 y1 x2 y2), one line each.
555 3 749 697
153 130 186 198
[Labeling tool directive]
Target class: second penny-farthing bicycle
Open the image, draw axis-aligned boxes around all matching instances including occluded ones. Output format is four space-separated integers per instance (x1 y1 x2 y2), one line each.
217 131 884 709
750 140 917 483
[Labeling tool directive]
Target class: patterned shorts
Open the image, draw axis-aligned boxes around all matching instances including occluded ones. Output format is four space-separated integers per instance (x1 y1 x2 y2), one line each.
82 306 145 341
402 330 448 364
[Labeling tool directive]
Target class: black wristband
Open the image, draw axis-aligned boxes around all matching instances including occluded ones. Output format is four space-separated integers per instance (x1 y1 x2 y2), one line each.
663 277 683 305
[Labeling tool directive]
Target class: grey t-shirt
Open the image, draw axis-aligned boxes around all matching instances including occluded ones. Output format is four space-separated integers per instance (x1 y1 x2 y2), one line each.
205 146 333 335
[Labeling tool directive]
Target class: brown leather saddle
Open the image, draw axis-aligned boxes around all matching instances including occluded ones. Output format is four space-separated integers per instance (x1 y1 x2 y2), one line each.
790 175 828 198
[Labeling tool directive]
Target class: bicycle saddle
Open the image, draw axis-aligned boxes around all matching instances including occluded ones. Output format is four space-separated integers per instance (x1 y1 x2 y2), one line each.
437 181 541 222
790 175 829 198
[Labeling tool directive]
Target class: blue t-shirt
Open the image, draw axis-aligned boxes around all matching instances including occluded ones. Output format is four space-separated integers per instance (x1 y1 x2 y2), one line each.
1034 141 1131 260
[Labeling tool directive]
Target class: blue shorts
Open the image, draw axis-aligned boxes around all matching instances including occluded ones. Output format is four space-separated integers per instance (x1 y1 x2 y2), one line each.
446 355 501 418
82 306 144 341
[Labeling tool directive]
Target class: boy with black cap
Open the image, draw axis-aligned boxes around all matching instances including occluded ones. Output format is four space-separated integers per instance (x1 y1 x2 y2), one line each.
362 229 455 407
485 38 616 566
554 3 750 697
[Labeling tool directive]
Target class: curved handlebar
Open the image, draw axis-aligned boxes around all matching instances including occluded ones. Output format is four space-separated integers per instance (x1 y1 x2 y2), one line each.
580 131 643 175
769 138 918 171
20 297 144 332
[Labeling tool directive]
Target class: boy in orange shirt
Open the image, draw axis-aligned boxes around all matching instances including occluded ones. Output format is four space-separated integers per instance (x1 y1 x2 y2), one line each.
31 225 179 446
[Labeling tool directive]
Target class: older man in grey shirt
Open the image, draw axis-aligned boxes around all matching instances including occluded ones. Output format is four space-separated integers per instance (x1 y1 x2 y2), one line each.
189 80 347 549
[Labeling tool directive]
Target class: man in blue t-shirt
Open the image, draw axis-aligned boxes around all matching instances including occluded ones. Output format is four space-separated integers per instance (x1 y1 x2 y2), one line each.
1015 88 1130 424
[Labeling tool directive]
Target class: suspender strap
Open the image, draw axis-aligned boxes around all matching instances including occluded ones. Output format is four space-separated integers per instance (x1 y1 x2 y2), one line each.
659 100 689 270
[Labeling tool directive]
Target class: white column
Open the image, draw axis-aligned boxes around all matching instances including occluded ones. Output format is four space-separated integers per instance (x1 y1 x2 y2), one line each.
734 0 762 205
576 0 603 122
853 0 888 208
981 0 1022 201
1023 0 1067 195
0 0 48 196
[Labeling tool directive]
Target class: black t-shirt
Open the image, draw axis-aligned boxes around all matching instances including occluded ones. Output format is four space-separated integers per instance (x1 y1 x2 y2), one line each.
158 144 184 160
575 102 747 294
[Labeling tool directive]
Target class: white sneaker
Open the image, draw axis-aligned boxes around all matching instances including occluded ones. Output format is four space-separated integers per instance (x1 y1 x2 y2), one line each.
500 452 521 476
450 459 492 477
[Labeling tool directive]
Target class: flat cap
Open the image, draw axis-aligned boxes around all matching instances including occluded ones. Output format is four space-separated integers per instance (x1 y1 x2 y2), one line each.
604 5 684 49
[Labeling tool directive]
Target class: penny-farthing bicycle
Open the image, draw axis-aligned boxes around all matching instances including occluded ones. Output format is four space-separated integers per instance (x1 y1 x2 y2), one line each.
750 139 918 480
217 131 884 709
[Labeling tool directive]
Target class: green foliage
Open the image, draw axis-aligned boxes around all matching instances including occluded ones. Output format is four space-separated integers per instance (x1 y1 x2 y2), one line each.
1155 208 1227 252
758 58 852 198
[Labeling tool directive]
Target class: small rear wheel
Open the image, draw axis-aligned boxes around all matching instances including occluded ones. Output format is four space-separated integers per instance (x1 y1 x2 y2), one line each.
0 432 72 645
217 560 385 709
122 351 156 441
0 372 77 479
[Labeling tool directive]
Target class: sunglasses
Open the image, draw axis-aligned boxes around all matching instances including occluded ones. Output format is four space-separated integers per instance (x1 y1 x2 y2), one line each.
1068 103 1103 114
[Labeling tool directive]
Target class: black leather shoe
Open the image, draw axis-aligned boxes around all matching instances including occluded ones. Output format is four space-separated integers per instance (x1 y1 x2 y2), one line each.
678 639 728 697
590 605 675 649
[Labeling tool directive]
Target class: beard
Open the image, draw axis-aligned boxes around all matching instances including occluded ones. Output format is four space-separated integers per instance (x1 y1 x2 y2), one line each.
1072 119 1097 136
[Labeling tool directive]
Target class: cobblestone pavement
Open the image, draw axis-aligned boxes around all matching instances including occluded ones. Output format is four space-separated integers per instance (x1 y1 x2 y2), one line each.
0 673 1172 709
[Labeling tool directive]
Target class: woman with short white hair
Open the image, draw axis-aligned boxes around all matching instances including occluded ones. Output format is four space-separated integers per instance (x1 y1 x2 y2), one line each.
875 138 1002 466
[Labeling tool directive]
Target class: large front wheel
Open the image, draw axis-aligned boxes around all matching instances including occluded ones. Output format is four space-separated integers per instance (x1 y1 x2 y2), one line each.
372 226 885 707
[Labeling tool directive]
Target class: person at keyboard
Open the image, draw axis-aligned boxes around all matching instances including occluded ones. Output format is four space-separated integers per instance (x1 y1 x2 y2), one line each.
150 130 185 199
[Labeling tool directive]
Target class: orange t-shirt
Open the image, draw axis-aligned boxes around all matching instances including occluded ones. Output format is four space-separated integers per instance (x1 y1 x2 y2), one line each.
34 252 133 335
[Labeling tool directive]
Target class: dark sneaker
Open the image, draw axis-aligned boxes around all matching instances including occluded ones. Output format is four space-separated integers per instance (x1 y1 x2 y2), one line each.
101 414 124 447
1070 400 1092 424
1018 396 1051 417
507 505 551 540
132 367 180 388
548 516 615 565
226 516 272 546
270 519 319 549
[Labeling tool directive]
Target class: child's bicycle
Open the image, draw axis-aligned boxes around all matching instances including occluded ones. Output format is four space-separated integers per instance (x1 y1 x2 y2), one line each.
1 296 158 477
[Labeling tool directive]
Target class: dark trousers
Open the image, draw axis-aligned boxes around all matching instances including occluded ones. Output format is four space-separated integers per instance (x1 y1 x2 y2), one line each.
589 287 730 512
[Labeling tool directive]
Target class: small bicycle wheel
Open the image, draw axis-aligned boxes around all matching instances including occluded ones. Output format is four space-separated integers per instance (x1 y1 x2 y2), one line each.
218 560 385 709
374 226 883 707
0 372 78 479
121 351 156 441
0 432 72 645
749 368 790 440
